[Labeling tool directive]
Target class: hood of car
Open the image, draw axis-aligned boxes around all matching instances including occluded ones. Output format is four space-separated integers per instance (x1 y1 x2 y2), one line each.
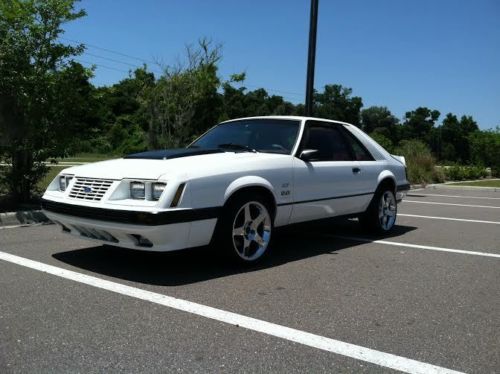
123 148 224 160
60 149 290 181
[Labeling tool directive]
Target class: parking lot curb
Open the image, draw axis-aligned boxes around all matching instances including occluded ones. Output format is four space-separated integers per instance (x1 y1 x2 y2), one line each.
0 210 51 228
410 184 426 190
424 183 500 192
409 179 500 192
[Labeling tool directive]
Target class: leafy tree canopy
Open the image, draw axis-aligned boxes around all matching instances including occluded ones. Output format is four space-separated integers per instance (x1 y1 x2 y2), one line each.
0 0 94 202
314 84 363 126
402 107 440 142
361 106 399 142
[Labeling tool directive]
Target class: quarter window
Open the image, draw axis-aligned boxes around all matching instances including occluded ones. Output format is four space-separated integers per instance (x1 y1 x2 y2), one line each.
301 123 353 161
340 127 375 161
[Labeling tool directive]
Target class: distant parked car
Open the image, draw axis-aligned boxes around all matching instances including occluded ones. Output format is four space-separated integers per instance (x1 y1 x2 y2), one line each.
42 116 410 263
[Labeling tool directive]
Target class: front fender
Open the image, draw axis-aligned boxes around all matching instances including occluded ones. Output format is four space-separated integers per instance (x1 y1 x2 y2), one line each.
224 176 276 203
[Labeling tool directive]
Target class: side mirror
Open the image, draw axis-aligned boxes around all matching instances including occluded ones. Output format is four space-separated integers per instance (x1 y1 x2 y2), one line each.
299 149 319 162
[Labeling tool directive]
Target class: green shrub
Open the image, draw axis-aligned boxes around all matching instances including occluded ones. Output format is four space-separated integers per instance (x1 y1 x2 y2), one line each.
443 165 488 181
469 128 500 177
0 165 7 195
445 165 464 180
394 140 437 184
432 167 445 183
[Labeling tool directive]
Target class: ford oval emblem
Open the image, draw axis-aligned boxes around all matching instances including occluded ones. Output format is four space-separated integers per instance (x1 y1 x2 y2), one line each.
83 186 92 193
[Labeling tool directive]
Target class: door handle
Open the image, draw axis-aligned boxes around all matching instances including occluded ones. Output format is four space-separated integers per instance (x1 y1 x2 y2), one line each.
352 167 361 174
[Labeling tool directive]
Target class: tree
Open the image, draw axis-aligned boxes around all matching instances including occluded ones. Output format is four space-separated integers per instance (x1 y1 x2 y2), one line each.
219 73 295 121
361 106 399 143
87 67 155 154
0 0 92 202
437 113 479 163
469 128 500 176
314 85 363 126
144 39 222 148
401 107 440 144
369 132 394 153
219 74 249 121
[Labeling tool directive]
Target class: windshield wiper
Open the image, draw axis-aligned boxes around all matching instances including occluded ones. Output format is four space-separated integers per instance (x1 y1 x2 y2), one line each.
217 143 257 153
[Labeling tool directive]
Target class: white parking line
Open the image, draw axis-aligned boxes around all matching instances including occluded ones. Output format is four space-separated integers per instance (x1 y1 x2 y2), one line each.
0 250 462 374
407 193 500 200
398 214 500 225
332 236 500 258
404 200 500 209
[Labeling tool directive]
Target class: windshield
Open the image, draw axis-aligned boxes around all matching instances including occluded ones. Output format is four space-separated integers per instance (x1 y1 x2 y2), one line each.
190 119 301 154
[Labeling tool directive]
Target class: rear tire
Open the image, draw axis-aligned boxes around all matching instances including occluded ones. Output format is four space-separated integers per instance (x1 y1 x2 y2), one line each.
214 193 274 264
359 187 397 233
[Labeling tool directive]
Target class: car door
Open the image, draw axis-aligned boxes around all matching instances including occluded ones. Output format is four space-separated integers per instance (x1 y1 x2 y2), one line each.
339 125 383 201
289 121 365 224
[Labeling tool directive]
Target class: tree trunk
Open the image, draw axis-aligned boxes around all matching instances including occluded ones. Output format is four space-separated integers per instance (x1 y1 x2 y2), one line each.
11 147 33 203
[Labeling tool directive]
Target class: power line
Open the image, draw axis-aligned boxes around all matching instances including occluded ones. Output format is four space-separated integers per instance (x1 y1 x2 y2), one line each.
81 51 163 75
74 58 130 74
61 37 158 66
83 52 142 68
63 37 303 98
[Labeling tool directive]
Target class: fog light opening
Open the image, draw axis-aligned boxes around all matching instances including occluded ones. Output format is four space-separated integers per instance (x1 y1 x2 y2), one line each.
129 234 153 248
55 221 71 233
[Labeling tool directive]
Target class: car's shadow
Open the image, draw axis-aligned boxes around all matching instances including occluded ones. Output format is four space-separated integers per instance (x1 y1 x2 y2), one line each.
52 219 416 286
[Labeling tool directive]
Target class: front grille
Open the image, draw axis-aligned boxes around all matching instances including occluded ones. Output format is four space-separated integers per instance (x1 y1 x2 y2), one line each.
69 177 114 201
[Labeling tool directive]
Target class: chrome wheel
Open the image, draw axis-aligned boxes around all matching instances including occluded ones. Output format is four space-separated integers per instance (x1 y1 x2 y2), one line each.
378 191 397 230
232 201 272 261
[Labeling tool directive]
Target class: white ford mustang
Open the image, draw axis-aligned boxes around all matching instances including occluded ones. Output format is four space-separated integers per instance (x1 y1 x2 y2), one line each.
42 116 410 263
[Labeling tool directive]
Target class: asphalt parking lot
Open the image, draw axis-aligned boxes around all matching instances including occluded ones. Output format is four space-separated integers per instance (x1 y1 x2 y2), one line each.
1 186 499 373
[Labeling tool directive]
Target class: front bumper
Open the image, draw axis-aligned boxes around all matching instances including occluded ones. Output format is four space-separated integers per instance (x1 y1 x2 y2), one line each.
42 199 219 251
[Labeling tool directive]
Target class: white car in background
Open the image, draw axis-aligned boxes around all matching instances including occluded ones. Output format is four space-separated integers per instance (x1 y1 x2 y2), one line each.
42 116 410 263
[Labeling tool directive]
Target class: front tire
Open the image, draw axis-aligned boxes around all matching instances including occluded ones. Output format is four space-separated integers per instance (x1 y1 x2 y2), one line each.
215 194 273 264
359 188 397 233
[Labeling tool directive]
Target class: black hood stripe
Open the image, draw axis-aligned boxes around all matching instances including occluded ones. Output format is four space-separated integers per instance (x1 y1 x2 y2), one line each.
124 148 223 160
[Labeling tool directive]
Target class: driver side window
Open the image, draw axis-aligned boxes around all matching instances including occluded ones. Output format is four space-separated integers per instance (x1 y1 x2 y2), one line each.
302 122 353 161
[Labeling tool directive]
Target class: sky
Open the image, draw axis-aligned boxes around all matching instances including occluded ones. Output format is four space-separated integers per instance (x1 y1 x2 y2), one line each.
63 0 500 130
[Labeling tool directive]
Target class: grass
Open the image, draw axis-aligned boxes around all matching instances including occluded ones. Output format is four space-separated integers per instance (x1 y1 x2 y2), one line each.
447 179 500 188
56 153 114 163
1 165 75 193
0 166 67 212
37 166 68 190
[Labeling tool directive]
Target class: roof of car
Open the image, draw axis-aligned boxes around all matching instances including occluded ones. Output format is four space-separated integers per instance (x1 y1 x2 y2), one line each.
220 115 354 127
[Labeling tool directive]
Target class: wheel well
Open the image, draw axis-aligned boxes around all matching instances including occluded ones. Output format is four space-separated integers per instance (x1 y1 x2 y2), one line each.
224 186 277 219
378 177 396 194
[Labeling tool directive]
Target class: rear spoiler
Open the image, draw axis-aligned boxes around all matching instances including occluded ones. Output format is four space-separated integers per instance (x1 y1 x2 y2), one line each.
391 154 406 166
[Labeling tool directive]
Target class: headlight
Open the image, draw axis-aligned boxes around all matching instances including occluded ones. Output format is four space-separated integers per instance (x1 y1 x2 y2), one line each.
130 182 145 199
59 176 67 191
59 175 73 191
151 183 166 201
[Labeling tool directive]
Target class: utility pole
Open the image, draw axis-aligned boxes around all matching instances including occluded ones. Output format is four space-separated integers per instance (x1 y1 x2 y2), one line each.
305 0 319 117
